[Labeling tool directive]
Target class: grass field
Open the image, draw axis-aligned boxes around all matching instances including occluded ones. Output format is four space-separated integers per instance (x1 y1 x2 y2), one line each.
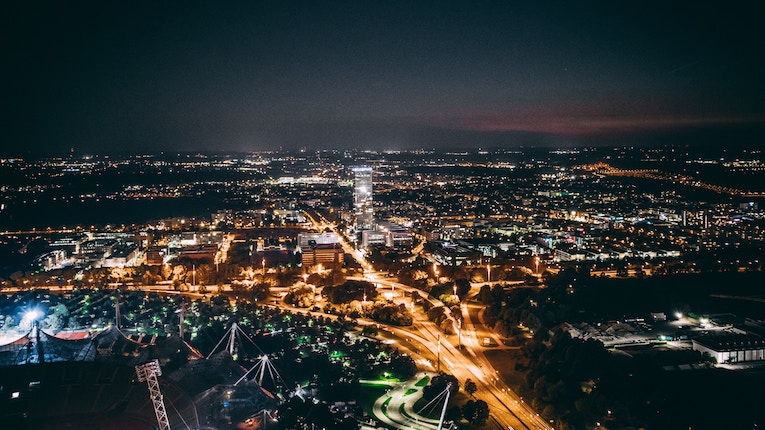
357 384 392 428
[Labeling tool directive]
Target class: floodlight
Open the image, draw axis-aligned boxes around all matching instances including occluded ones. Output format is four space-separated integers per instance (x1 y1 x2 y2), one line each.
24 309 43 322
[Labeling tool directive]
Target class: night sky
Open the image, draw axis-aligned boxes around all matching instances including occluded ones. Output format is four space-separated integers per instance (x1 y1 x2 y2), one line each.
4 1 765 154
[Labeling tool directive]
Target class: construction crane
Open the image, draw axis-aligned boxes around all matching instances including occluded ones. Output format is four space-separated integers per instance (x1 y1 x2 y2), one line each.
136 359 171 430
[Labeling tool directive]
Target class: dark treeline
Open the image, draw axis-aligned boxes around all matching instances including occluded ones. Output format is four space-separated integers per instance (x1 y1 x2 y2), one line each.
482 269 765 429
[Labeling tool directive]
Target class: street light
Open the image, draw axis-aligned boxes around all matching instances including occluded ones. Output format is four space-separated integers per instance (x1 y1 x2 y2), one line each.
457 319 462 349
437 334 441 373
486 264 491 285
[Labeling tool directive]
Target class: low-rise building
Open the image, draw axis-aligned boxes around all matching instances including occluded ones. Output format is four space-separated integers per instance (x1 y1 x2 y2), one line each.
361 230 386 247
693 335 765 364
145 246 168 266
102 242 140 268
33 249 69 271
301 243 344 266
179 244 219 262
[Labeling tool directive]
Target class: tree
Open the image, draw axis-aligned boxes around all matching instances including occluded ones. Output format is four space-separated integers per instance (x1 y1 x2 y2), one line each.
427 306 446 323
464 378 478 397
43 303 69 332
455 277 471 297
171 265 187 283
422 373 459 402
361 324 378 337
325 280 377 304
479 284 493 305
445 406 463 423
195 263 213 285
305 402 334 429
470 269 486 283
9 271 24 287
109 267 126 285
494 319 510 337
490 283 505 304
389 354 417 380
462 399 489 426
286 285 315 307
330 269 346 285
439 318 455 335
161 263 172 280
252 283 271 300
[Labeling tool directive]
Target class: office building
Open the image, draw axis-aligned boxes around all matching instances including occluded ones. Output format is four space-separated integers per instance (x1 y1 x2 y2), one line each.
353 166 374 231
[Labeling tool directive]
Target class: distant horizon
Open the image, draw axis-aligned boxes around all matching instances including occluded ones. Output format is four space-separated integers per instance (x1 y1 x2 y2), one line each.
4 121 765 158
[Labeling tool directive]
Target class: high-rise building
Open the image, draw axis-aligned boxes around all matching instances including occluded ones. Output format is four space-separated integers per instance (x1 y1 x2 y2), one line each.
353 166 374 231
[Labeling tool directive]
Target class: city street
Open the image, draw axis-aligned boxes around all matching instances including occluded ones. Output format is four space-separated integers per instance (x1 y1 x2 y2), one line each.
304 211 551 430
362 372 443 430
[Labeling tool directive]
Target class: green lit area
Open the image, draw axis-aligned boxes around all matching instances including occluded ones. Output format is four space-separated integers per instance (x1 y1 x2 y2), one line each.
414 376 430 387
380 372 399 382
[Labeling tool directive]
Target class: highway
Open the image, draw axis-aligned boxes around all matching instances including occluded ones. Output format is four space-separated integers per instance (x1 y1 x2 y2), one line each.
370 276 551 430
303 210 552 430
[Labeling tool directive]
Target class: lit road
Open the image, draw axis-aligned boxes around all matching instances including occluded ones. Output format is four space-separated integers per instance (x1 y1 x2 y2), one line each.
364 372 442 430
360 278 552 429
400 291 544 430
5 214 551 430
303 211 552 430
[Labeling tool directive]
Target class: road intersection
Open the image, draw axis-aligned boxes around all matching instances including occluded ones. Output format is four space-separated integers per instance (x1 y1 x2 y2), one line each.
304 210 552 430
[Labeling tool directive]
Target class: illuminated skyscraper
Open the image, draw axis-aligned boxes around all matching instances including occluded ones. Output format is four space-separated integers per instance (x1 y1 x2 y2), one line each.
353 166 374 231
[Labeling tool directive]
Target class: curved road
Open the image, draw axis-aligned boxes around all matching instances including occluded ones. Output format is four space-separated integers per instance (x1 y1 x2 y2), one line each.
363 372 442 430
304 209 551 430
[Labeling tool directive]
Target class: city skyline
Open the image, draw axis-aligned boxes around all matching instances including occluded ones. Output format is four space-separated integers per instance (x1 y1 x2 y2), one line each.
3 1 765 423
4 2 765 155
1 147 765 429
